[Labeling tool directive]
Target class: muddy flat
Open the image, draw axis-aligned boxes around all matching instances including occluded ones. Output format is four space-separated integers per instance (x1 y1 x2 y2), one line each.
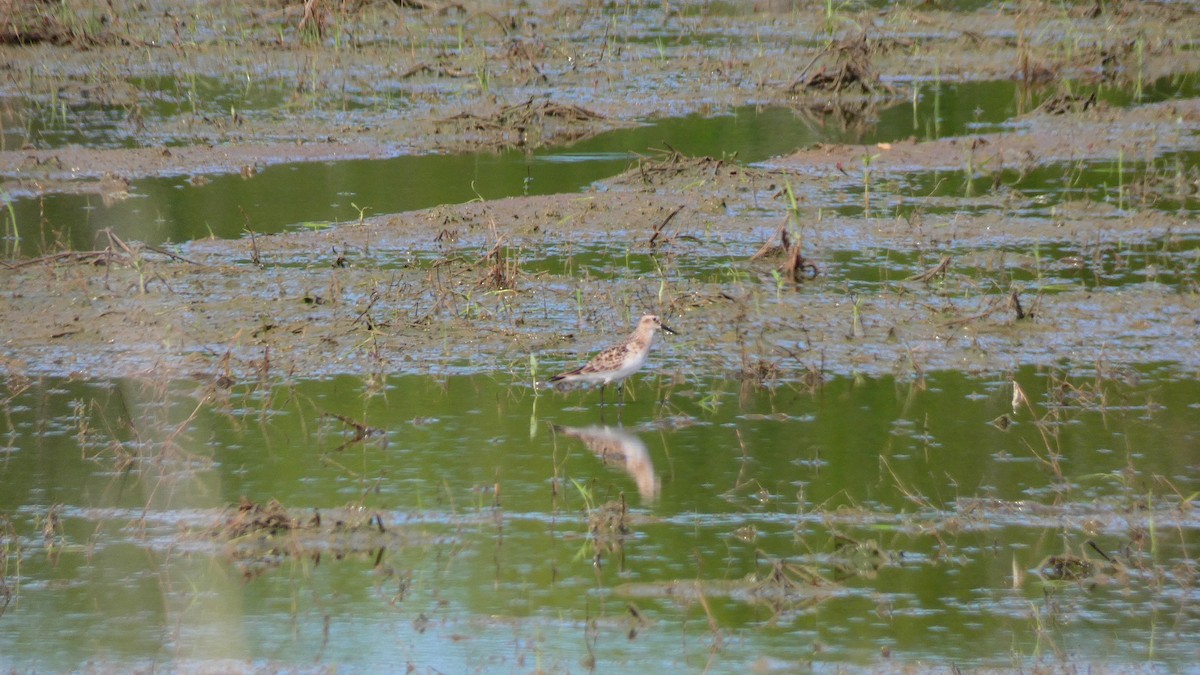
2 94 1198 380
2 1 1200 671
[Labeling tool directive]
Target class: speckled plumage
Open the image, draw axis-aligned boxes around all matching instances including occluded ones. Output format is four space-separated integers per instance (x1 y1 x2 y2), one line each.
549 314 676 403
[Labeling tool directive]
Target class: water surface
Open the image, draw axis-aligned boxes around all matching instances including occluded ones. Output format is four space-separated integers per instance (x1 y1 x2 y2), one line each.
5 74 1195 256
1 369 1197 669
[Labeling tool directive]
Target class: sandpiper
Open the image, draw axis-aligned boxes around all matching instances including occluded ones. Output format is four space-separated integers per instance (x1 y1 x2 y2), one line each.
549 314 677 405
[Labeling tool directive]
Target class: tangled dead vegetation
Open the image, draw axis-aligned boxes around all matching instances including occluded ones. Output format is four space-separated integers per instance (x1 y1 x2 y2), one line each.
609 147 763 190
205 497 391 542
439 98 608 148
790 33 894 96
0 0 126 47
751 222 819 282
197 498 415 578
0 229 207 296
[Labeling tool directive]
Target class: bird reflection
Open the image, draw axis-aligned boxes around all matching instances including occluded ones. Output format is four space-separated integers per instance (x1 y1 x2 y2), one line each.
554 425 660 502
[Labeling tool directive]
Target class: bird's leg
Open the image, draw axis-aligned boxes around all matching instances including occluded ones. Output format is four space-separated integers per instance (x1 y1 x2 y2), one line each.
598 383 606 407
618 382 625 406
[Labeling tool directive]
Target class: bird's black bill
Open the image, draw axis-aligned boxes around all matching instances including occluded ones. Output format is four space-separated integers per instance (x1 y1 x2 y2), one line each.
660 323 678 335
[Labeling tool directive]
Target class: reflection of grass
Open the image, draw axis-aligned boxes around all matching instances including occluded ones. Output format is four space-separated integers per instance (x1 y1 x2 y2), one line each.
1 192 18 258
0 514 20 614
697 382 723 413
569 477 596 512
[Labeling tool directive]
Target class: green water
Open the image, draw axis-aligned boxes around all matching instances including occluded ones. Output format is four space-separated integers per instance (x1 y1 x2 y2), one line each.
4 74 1196 256
512 235 1200 292
824 237 1200 293
815 148 1200 225
2 51 1198 671
1 369 1197 669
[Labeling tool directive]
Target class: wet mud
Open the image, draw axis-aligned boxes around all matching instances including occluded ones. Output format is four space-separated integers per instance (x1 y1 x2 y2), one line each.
3 2 1198 383
2 6 1200 662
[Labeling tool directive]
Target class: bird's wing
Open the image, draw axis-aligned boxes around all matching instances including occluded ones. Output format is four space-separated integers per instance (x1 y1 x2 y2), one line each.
550 345 616 380
578 343 626 373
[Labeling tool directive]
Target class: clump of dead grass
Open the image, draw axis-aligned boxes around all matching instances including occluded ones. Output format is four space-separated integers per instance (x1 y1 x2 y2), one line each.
790 33 893 96
0 0 124 47
751 222 819 282
440 98 607 149
200 497 400 578
587 496 630 568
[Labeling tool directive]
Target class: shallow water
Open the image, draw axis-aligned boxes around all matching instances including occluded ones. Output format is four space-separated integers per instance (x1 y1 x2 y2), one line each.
1 369 1198 669
517 233 1200 293
2 15 1198 668
4 74 1195 257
